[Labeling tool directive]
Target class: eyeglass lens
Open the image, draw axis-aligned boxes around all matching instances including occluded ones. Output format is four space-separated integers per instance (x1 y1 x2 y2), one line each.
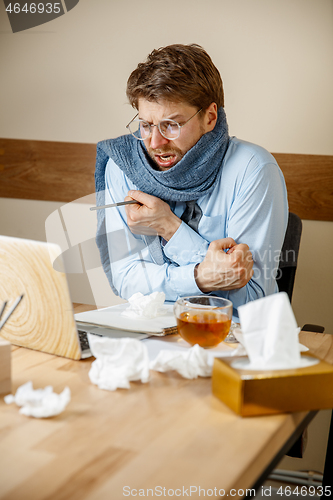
128 120 180 140
158 121 179 138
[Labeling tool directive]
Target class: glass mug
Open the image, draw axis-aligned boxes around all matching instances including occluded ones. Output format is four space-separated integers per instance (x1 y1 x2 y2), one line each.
173 296 233 348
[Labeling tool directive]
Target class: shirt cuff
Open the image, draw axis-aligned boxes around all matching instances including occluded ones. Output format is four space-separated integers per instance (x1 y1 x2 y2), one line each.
169 263 203 296
163 222 209 266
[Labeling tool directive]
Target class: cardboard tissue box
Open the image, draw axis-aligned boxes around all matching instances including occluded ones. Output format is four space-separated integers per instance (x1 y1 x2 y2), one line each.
0 338 11 395
212 293 333 416
212 354 333 417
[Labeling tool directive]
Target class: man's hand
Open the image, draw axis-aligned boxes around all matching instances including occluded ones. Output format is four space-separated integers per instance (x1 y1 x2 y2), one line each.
194 238 254 292
124 190 181 240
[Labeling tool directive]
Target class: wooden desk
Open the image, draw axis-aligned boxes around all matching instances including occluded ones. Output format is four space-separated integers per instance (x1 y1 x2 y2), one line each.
0 330 330 500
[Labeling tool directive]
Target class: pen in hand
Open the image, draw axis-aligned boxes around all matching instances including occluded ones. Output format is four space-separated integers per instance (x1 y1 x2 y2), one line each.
90 200 141 211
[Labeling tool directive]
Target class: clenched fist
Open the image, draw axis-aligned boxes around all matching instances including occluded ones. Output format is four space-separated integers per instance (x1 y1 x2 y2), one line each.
194 237 254 292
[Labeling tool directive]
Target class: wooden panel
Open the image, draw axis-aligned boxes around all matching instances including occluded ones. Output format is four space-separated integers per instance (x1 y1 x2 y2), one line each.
0 138 332 220
0 327 328 498
0 236 81 360
273 153 333 221
0 333 317 500
0 138 96 203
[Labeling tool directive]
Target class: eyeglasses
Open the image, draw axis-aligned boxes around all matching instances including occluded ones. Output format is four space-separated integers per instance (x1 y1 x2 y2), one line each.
126 108 202 141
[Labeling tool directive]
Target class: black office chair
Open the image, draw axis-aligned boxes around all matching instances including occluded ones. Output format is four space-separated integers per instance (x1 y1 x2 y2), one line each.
276 212 324 333
276 212 302 302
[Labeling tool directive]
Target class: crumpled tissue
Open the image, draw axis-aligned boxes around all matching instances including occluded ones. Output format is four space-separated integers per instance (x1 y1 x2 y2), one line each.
88 334 150 390
150 344 212 379
121 291 166 319
4 381 71 418
234 292 318 370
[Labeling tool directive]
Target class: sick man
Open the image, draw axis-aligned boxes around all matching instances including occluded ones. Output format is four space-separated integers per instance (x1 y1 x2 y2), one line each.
94 44 288 320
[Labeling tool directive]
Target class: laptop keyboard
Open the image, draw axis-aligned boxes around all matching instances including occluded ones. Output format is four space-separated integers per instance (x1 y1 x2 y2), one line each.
77 328 104 353
78 330 90 352
77 330 90 352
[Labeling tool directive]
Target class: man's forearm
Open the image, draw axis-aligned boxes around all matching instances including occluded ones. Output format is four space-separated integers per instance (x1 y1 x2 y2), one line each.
158 213 182 241
112 258 201 301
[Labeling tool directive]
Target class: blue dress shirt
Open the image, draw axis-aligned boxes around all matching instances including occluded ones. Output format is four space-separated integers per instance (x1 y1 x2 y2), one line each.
105 137 288 319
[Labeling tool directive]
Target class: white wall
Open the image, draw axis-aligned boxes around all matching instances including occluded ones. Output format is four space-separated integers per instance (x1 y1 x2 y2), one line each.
1 0 332 153
0 0 332 475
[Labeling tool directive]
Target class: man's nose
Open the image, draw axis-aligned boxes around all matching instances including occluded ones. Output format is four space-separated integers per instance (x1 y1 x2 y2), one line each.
150 126 169 149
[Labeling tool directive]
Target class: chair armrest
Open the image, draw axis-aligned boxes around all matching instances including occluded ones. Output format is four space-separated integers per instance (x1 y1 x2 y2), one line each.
302 324 325 333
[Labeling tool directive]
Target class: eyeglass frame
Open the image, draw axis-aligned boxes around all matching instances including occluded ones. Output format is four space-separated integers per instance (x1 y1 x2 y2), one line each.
126 107 203 141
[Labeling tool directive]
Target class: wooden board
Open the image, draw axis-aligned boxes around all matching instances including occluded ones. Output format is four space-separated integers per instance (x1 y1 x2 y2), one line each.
0 328 326 499
0 236 81 360
272 153 333 222
0 138 96 203
0 138 332 220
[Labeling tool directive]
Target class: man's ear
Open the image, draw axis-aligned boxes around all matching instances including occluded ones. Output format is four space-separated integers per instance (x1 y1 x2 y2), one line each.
205 102 218 132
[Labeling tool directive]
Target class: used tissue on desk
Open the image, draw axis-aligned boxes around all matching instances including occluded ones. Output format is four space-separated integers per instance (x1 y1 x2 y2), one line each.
4 381 71 418
234 292 318 370
88 335 150 390
150 344 212 379
121 292 166 319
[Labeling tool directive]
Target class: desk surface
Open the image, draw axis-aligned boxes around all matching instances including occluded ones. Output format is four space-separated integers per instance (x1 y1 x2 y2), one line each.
0 314 331 500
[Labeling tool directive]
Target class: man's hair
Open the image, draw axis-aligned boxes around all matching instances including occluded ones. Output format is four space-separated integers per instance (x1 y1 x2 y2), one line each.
126 44 224 111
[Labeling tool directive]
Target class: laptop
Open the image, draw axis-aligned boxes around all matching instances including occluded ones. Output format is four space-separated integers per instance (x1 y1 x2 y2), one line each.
0 235 150 360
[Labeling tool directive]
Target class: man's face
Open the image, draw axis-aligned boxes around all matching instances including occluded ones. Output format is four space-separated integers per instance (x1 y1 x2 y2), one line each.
138 98 216 171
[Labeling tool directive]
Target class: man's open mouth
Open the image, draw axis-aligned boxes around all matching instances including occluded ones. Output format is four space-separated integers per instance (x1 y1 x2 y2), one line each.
158 154 174 162
155 153 177 168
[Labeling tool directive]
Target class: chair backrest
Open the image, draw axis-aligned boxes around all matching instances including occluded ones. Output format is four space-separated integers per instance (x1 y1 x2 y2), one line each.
276 212 302 302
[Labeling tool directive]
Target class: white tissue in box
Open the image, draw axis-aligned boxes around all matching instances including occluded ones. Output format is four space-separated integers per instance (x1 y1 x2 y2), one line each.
237 292 318 370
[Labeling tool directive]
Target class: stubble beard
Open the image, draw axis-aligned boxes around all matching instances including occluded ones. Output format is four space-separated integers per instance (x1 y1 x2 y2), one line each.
146 145 185 171
146 122 206 171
